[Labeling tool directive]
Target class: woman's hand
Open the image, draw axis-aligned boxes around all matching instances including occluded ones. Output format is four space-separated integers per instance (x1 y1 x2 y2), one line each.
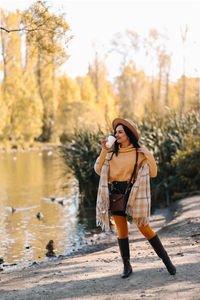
101 140 110 150
137 146 149 154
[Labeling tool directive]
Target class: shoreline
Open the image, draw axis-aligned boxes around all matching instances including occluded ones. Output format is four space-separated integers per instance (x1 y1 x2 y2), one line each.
0 143 59 153
1 196 199 299
1 195 200 299
0 205 173 273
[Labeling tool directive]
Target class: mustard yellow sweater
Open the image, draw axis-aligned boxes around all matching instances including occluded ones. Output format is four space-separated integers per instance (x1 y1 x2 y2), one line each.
98 145 157 183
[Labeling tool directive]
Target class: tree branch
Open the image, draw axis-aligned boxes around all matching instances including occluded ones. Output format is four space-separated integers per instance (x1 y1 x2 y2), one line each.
0 24 49 33
0 13 53 33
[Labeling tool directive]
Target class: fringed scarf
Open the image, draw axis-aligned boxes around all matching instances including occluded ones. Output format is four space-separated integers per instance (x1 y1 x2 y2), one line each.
94 153 111 231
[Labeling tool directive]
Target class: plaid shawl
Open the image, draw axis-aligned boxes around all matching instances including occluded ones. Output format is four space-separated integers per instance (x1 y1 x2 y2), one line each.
125 163 151 226
94 153 151 230
94 153 111 231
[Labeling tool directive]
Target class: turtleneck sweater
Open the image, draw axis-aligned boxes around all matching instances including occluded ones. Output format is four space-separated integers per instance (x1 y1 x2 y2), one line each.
97 145 157 183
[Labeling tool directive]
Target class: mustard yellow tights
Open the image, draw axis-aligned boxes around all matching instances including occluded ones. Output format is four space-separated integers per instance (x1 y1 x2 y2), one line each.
112 215 156 240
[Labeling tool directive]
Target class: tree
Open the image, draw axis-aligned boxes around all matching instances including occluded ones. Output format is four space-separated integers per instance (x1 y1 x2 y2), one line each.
56 74 82 138
77 74 96 103
88 51 108 103
143 29 171 112
0 86 9 139
0 9 43 142
180 25 189 113
22 1 72 142
0 9 24 139
88 52 117 128
111 30 140 68
116 62 149 119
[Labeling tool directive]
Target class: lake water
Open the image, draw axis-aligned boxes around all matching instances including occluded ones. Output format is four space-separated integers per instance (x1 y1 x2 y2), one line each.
0 148 97 270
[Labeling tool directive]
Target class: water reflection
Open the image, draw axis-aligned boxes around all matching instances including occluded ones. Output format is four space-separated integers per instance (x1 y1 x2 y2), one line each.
0 148 96 269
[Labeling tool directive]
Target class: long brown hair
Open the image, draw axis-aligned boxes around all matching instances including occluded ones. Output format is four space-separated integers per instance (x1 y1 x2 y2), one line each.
109 123 140 159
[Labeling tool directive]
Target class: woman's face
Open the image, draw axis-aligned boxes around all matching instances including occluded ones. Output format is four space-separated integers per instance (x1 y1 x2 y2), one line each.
115 125 129 145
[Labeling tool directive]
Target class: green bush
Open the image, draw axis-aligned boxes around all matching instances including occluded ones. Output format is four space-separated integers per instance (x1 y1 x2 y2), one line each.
59 128 106 208
139 110 200 206
170 137 200 197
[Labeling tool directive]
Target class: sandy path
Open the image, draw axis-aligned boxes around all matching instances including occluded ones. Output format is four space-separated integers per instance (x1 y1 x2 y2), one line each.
0 196 200 300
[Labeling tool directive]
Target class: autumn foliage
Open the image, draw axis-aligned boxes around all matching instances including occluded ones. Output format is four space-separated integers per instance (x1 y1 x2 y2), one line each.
0 1 199 149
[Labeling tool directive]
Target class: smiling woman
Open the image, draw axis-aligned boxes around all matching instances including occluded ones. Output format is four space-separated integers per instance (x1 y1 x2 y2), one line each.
115 125 130 147
94 117 176 278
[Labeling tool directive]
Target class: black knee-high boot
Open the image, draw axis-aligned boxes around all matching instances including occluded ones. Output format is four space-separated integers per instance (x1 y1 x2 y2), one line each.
118 238 132 278
148 235 176 275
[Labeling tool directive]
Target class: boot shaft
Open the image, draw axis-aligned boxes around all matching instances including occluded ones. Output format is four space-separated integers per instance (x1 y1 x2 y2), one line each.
117 237 132 278
148 234 176 275
118 238 130 259
148 235 167 258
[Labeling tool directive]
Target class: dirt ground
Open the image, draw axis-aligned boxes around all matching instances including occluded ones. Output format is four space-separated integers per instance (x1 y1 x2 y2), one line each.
0 196 200 300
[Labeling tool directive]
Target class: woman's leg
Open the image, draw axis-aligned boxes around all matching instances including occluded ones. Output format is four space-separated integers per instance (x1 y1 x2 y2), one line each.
138 224 176 275
137 224 156 240
112 215 132 278
112 215 128 239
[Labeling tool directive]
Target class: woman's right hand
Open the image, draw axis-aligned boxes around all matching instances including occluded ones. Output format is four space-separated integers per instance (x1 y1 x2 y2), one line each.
101 140 109 150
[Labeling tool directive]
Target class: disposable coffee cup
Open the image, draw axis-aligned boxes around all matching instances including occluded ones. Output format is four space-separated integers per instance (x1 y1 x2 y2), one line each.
106 135 116 148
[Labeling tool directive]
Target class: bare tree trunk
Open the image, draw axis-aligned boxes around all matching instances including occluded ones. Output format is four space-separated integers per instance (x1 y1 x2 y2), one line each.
180 25 188 113
164 71 169 107
94 51 100 103
181 74 186 113
0 28 7 87
36 51 49 141
195 76 200 109
151 75 155 104
157 67 162 106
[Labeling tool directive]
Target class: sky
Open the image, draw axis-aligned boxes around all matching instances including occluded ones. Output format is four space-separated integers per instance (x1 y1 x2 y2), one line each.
1 0 200 82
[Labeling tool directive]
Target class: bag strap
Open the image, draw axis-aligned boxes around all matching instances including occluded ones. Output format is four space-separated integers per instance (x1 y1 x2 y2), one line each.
125 149 138 195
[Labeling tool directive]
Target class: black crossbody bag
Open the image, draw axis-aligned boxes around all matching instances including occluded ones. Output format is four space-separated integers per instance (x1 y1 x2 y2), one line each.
109 150 138 211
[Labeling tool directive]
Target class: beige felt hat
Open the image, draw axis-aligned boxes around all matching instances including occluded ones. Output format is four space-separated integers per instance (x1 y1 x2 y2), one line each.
112 118 139 140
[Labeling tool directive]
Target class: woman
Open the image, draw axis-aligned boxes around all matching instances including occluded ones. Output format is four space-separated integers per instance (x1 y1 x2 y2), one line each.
94 118 176 278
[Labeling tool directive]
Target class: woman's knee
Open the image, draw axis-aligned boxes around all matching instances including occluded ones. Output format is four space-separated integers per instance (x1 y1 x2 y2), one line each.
138 224 156 240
